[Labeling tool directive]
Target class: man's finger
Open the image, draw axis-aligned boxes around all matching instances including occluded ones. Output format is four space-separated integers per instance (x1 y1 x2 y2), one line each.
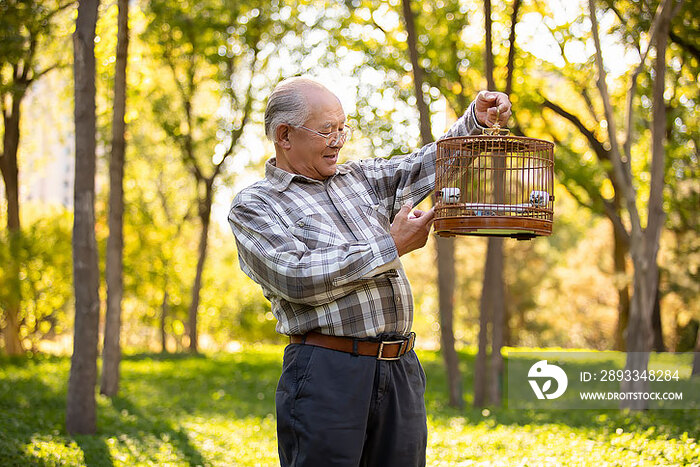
496 93 510 108
398 201 413 217
486 106 511 126
477 90 497 104
416 207 435 225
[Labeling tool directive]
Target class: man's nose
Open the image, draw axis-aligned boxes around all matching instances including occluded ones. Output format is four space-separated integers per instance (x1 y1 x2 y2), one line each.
328 134 346 148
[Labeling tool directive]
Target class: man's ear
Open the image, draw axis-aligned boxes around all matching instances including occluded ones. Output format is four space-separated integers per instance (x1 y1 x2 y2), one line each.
276 124 292 150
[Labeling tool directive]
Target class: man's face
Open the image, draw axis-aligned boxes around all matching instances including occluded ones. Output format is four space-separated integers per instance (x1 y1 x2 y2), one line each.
283 87 347 181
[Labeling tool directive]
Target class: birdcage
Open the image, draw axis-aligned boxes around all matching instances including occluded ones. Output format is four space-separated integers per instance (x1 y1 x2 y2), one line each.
434 126 555 240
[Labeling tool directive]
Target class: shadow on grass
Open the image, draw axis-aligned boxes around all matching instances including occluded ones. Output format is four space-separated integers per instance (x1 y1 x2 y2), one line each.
73 436 114 467
123 351 209 362
96 395 206 467
117 350 281 420
0 355 86 466
0 353 209 467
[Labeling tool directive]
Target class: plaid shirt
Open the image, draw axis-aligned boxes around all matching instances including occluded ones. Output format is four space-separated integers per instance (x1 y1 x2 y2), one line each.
228 103 482 337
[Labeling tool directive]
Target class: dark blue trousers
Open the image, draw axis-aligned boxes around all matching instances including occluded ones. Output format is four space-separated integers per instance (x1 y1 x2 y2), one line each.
275 343 428 467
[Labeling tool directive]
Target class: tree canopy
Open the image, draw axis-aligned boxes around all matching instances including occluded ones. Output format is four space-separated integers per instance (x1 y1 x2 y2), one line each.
0 0 697 358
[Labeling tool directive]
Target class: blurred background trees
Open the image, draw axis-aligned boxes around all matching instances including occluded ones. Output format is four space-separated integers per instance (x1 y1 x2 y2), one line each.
0 0 697 403
1 0 75 354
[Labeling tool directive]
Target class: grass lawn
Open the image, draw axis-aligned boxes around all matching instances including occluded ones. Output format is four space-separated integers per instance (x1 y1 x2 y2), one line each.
1 345 698 466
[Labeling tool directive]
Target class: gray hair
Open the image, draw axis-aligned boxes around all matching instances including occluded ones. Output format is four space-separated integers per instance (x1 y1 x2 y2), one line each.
264 77 327 142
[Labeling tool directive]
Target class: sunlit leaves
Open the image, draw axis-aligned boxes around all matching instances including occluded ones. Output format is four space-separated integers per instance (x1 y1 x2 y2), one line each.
0 210 73 350
4 0 698 353
0 1 74 94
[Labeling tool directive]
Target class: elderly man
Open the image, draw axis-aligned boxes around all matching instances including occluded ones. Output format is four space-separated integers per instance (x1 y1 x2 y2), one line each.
228 77 510 467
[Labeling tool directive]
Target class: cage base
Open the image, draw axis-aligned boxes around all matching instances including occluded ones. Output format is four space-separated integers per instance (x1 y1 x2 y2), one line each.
434 216 552 241
436 229 538 240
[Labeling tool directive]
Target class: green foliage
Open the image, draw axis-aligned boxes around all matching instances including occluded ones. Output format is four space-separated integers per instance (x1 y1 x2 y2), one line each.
0 0 74 94
118 141 196 349
140 0 303 176
198 226 282 344
0 209 73 351
0 348 698 465
527 0 700 334
3 0 698 353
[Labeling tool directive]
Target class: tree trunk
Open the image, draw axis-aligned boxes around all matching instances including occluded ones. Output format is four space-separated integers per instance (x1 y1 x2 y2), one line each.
619 0 674 409
504 0 521 97
66 0 101 435
646 0 673 359
187 196 212 353
475 0 506 408
651 279 665 351
161 288 169 353
503 0 520 351
692 327 700 376
436 236 463 408
401 0 463 407
3 232 23 355
621 262 654 409
473 255 491 408
487 117 506 405
484 0 495 91
1 102 21 233
101 0 129 398
401 0 432 141
475 237 506 407
1 96 24 355
613 223 630 351
488 238 505 405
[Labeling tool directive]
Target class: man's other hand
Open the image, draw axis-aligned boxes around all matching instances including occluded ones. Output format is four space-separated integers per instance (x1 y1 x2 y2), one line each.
475 91 512 128
390 202 435 257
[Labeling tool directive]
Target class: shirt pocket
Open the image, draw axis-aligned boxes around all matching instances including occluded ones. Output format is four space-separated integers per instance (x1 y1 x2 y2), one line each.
288 214 343 250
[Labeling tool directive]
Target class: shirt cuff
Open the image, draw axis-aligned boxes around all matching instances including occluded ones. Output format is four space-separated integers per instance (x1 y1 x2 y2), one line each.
330 232 399 287
369 232 400 270
470 101 487 131
369 257 402 277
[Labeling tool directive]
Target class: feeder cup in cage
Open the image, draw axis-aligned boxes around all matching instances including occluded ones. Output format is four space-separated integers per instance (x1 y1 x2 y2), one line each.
433 122 555 240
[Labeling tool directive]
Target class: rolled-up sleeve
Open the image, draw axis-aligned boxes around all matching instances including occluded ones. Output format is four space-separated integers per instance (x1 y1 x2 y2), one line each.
228 200 399 307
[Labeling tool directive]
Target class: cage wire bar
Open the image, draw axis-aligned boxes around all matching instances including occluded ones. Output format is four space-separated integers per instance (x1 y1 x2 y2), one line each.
434 132 555 240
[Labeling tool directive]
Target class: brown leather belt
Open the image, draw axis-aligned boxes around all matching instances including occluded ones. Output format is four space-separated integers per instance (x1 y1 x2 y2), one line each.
290 331 416 360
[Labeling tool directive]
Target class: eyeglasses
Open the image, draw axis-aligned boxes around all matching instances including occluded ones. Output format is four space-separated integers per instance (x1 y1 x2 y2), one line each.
295 125 352 147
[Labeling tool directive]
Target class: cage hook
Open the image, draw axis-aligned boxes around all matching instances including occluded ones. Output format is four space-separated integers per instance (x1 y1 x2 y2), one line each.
483 107 509 136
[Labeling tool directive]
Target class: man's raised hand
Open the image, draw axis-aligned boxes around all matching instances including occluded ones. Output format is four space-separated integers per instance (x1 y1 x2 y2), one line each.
474 91 512 128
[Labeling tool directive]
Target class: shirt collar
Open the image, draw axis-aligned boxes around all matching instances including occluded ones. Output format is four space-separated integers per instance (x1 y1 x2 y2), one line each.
265 158 351 192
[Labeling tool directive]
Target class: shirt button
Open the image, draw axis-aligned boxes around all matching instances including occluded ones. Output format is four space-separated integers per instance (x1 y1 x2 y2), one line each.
296 220 305 227
396 296 402 305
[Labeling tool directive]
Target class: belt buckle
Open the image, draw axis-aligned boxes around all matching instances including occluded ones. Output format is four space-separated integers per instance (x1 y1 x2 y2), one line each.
377 340 405 361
